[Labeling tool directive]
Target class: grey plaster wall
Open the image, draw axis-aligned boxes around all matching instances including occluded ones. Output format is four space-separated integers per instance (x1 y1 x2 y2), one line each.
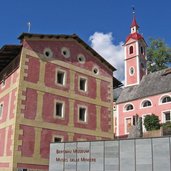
49 137 171 171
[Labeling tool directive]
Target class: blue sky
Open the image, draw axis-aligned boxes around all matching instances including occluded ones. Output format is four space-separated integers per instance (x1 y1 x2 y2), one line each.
1 0 171 81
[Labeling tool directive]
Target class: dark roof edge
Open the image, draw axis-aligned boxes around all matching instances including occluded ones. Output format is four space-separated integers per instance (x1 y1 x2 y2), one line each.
18 33 116 71
113 77 123 89
0 44 22 51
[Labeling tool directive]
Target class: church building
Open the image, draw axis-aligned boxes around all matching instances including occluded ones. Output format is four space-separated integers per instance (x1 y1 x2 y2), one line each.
116 16 171 137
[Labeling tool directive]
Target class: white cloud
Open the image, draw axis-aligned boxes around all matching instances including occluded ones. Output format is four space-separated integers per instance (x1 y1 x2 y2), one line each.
89 32 124 83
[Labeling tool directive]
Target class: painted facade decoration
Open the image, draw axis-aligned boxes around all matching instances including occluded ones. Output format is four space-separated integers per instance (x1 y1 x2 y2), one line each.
0 33 119 171
116 16 171 137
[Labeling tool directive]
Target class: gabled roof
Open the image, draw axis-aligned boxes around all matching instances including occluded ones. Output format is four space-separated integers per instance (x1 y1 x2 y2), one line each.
116 68 171 104
18 33 116 71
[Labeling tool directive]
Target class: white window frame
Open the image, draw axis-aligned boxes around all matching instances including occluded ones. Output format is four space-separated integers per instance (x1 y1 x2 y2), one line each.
0 103 3 118
124 117 132 134
78 76 87 92
78 105 87 123
162 110 171 123
54 100 65 119
123 103 134 112
159 94 171 105
140 99 152 108
56 69 66 86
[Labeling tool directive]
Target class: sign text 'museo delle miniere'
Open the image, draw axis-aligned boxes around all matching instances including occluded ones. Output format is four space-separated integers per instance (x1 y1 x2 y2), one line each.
55 148 96 162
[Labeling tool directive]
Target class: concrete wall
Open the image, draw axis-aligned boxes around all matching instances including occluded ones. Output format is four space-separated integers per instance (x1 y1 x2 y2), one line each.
49 136 171 171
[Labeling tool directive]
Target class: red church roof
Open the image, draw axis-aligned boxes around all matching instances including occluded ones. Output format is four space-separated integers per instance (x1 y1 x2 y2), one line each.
130 16 139 28
125 32 143 42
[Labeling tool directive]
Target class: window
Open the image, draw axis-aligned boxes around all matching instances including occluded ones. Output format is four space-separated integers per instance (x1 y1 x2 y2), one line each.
124 104 134 111
1 74 6 88
163 111 171 123
55 102 64 118
92 66 99 75
61 47 70 58
142 100 152 108
125 117 132 134
57 70 65 85
0 104 3 117
140 46 144 54
79 77 87 92
43 48 53 58
129 46 133 54
129 67 134 75
78 106 87 122
53 136 62 142
162 96 171 103
77 54 85 64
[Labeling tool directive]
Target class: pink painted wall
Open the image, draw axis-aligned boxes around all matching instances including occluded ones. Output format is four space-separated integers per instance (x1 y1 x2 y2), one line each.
42 93 69 125
19 125 35 157
22 40 113 78
44 63 70 92
0 128 5 156
40 129 68 159
74 72 97 99
22 88 37 120
6 125 13 156
0 163 9 168
9 89 17 119
0 94 9 123
17 163 48 170
73 133 96 141
74 100 96 130
100 80 111 102
24 55 40 83
126 58 138 85
118 93 171 136
101 107 111 132
0 68 18 170
126 43 137 59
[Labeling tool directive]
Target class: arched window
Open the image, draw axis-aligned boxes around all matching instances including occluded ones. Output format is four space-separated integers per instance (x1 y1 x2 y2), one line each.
162 96 171 103
129 46 133 54
142 100 152 108
125 104 134 111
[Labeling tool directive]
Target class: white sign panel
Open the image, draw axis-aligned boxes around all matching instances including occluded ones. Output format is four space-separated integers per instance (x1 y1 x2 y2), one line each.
49 138 171 171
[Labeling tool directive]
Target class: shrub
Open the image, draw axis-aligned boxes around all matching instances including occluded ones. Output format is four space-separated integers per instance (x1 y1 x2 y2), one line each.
162 122 171 129
144 114 160 131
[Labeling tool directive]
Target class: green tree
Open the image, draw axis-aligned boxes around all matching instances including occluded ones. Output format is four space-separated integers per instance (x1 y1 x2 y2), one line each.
144 114 160 131
147 38 171 73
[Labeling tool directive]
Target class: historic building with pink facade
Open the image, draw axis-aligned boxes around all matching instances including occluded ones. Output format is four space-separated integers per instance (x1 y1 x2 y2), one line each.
116 16 171 137
0 33 121 171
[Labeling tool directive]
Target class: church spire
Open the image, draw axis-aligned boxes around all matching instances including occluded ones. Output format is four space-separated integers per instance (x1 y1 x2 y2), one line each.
131 16 139 29
130 7 139 33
